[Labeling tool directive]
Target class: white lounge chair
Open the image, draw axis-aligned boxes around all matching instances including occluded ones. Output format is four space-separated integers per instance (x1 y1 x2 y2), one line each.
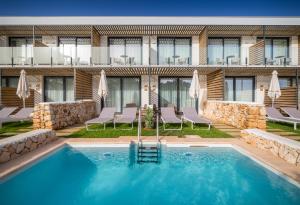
281 107 300 120
266 107 300 130
85 107 116 131
114 107 137 130
182 107 212 130
0 107 18 119
2 108 34 122
161 107 182 130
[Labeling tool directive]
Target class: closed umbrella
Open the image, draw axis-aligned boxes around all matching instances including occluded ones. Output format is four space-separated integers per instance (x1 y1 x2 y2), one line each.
98 69 108 106
16 69 30 108
268 70 281 107
189 70 200 99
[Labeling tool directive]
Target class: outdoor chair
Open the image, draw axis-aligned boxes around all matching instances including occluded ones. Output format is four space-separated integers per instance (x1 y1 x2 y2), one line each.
182 107 212 130
113 107 137 130
266 107 300 130
160 107 182 130
281 107 300 120
85 107 116 131
0 107 18 119
0 108 34 123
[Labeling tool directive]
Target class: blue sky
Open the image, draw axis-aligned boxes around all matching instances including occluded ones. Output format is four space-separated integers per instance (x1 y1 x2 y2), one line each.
0 0 299 16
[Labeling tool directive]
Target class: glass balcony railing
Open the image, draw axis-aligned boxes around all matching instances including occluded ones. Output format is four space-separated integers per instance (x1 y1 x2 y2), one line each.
205 47 298 67
0 46 298 67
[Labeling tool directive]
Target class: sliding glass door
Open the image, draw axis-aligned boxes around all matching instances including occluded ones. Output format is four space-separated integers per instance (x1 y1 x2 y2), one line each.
44 77 74 102
262 38 289 64
159 77 196 111
225 77 255 102
109 38 142 65
158 38 191 65
105 77 141 112
208 38 240 65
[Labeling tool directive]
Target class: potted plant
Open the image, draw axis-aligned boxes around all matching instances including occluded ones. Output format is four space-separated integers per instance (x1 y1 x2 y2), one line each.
144 107 154 129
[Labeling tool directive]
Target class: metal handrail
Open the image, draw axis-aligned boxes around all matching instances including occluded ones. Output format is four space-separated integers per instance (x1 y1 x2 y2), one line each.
138 108 142 142
156 112 159 142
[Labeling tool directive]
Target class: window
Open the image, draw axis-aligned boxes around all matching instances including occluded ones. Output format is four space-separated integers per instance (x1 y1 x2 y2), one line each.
58 37 91 65
279 77 297 88
44 77 74 102
159 77 196 112
109 38 142 65
105 77 141 112
158 38 191 65
1 77 18 88
9 37 41 65
208 38 240 65
225 77 255 102
258 37 289 64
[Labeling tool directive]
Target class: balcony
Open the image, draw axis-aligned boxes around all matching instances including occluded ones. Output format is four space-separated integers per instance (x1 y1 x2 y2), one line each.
0 46 298 67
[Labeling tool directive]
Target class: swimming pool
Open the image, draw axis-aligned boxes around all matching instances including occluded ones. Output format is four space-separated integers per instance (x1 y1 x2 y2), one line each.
1 145 300 205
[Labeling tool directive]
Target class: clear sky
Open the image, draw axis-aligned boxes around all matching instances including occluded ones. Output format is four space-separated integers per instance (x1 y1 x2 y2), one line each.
0 0 299 16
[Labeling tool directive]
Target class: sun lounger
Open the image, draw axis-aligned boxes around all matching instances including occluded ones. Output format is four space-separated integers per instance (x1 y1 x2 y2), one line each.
160 107 182 130
281 107 300 120
0 107 18 119
85 107 116 131
0 108 34 123
182 107 212 130
114 107 137 130
266 107 300 130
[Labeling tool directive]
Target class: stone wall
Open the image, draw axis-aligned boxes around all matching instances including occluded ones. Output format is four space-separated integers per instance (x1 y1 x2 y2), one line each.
0 129 56 163
33 100 96 130
241 129 300 166
203 100 266 129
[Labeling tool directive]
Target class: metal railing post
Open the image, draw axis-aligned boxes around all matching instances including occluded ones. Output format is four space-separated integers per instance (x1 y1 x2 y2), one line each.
138 108 141 142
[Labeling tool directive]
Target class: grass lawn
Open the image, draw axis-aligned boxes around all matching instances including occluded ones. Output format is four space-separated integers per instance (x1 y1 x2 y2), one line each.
67 122 232 138
0 121 33 138
267 121 300 135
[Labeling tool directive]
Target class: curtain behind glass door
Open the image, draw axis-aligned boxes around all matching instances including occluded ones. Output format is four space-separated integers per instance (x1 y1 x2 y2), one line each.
44 77 64 102
106 78 121 112
224 78 234 101
59 37 76 64
122 78 140 108
158 38 174 65
235 78 254 102
109 39 125 65
224 38 239 64
159 78 177 108
175 38 190 65
179 78 195 110
77 38 91 65
273 39 288 59
208 38 223 64
126 38 142 65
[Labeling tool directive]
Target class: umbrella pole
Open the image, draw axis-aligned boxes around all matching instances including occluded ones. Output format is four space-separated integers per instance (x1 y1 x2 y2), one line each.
23 98 26 108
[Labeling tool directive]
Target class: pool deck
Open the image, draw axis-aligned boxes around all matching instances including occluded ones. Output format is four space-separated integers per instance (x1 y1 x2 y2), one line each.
1 136 300 185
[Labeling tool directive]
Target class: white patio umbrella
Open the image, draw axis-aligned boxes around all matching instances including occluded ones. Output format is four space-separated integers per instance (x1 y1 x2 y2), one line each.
189 70 200 99
268 70 281 107
16 69 30 108
98 69 108 106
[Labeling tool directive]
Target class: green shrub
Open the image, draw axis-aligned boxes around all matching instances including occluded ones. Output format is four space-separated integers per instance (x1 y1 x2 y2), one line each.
144 107 154 129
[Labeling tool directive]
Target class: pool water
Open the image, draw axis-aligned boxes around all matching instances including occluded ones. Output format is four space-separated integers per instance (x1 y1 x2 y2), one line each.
1 145 300 205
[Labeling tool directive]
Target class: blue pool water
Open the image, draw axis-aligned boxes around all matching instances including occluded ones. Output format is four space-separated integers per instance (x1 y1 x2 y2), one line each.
1 145 300 205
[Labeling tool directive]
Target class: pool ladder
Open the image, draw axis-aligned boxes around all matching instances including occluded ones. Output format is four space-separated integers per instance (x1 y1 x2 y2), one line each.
137 109 161 164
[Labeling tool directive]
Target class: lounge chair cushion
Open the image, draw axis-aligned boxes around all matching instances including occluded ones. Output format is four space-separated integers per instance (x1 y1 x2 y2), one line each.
85 107 115 124
266 107 300 123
